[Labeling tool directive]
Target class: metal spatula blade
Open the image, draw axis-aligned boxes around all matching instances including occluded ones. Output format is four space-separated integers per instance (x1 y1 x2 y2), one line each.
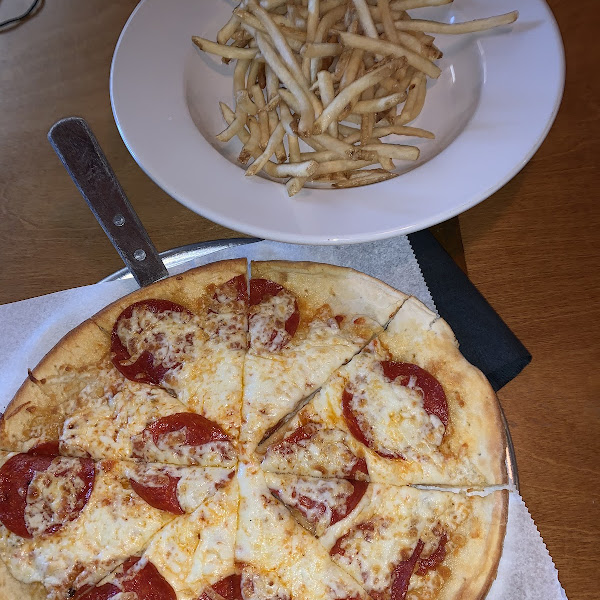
48 116 168 287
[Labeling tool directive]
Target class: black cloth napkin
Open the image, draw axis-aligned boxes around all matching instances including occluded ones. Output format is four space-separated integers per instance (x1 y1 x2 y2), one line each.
408 229 531 391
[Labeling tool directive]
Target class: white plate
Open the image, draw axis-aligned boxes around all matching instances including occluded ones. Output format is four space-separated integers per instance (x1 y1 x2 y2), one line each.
110 0 564 244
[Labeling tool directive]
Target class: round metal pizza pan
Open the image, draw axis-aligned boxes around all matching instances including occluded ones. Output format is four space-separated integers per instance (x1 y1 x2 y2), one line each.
101 238 519 490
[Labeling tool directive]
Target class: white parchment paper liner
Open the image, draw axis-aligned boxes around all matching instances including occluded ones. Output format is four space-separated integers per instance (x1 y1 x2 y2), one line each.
0 237 566 599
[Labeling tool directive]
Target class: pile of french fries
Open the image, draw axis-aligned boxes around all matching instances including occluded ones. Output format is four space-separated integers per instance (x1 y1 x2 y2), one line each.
192 0 517 196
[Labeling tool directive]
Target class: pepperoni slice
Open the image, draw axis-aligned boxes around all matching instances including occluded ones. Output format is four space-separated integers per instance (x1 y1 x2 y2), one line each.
111 299 193 385
27 440 60 456
389 540 424 600
330 528 352 558
249 279 286 307
341 389 374 452
270 424 315 455
271 480 367 531
216 274 249 304
211 574 243 599
0 454 95 538
333 480 368 525
380 361 448 427
146 413 231 447
249 279 300 351
350 457 369 477
75 557 176 600
416 533 448 575
129 472 184 515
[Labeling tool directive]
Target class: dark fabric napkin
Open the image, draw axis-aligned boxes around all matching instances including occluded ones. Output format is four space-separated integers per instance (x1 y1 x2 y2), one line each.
408 229 531 391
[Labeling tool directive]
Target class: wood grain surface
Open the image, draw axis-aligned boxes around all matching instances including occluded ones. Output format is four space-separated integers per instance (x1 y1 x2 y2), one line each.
0 1 598 598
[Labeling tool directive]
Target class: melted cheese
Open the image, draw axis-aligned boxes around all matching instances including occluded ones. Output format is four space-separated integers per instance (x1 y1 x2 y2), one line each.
261 426 366 480
116 306 203 369
242 312 380 450
249 290 296 353
59 367 235 467
170 345 244 439
24 457 88 537
241 566 291 600
204 276 248 350
262 339 488 486
264 474 363 537
143 478 238 597
236 462 369 600
132 428 235 468
0 461 174 599
117 304 244 443
346 352 445 460
320 485 474 598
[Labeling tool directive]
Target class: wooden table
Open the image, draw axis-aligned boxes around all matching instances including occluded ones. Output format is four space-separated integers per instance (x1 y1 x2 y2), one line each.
0 1 598 597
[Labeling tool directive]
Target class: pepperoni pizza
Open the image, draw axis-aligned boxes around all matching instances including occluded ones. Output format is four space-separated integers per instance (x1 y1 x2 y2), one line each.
0 259 509 600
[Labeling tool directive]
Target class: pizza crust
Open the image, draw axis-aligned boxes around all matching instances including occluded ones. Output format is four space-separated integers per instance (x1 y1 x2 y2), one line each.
91 258 247 333
436 490 508 600
0 559 46 600
251 260 408 324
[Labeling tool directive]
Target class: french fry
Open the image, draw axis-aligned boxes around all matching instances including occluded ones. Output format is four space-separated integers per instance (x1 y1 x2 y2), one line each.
216 104 248 142
317 69 338 137
249 84 270 149
332 170 399 188
393 11 519 34
301 42 343 58
246 123 286 176
313 60 397 134
360 143 420 160
265 160 319 178
397 70 426 124
286 176 309 196
352 0 379 39
389 0 453 9
353 91 405 113
338 31 441 78
315 159 378 175
192 36 258 60
217 15 241 45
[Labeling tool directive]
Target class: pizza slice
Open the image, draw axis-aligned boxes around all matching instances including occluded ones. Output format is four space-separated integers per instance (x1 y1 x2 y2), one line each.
0 446 233 599
91 259 248 441
1 363 238 466
261 297 507 487
70 473 239 600
235 460 371 600
242 261 408 452
0 318 113 451
265 473 507 600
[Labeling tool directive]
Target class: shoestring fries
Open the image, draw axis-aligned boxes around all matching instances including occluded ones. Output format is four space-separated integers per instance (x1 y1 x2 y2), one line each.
192 0 518 196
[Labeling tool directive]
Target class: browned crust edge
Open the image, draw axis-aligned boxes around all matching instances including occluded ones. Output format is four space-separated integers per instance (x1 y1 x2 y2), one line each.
453 489 509 600
0 555 46 600
92 258 247 333
251 260 409 323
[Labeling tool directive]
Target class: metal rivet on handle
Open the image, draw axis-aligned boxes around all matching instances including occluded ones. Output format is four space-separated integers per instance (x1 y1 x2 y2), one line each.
113 214 125 227
133 249 146 261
